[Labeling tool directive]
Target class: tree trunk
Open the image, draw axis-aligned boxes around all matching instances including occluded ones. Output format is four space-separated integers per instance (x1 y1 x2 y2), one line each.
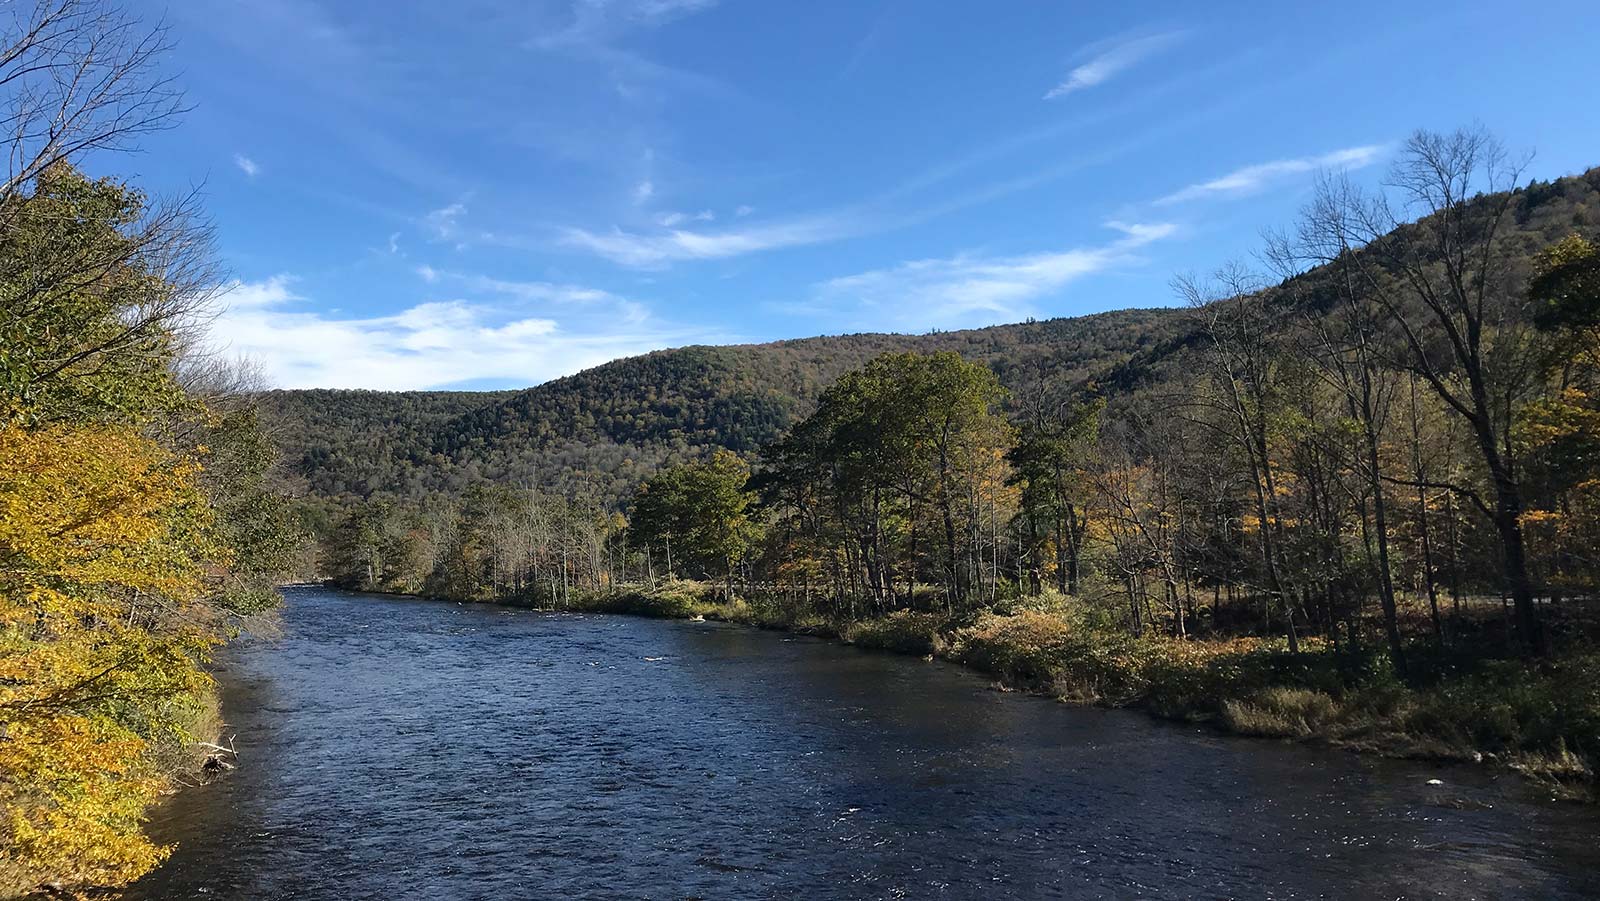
1492 485 1546 656
1363 423 1406 672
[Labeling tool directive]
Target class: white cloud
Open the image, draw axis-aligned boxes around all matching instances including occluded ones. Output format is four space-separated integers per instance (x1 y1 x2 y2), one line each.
530 0 735 103
735 205 754 217
1045 31 1186 100
386 232 401 254
234 154 260 178
423 202 467 241
206 276 693 390
1154 144 1385 205
459 273 623 305
218 274 297 309
804 222 1178 331
561 214 856 267
633 180 655 204
407 264 626 304
656 209 715 227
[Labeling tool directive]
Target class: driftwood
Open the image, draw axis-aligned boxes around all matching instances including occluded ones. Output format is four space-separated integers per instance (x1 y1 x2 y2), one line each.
198 734 238 776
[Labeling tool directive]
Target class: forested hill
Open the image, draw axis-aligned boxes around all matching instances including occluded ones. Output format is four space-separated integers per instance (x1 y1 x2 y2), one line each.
258 389 516 499
261 306 1186 500
262 165 1600 505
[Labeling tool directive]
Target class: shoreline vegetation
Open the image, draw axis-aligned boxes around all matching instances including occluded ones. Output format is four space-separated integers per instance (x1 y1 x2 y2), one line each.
367 579 1596 802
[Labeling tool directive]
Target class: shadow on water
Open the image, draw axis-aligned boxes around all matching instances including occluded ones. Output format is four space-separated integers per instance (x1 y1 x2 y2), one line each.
125 587 1600 900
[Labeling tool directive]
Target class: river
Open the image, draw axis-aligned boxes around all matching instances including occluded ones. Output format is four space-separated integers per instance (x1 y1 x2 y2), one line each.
125 587 1600 900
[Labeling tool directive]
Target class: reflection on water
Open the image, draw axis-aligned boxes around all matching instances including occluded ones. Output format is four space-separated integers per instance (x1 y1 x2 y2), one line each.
126 587 1600 900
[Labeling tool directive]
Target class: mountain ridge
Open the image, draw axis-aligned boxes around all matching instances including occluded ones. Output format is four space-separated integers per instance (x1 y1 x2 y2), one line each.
261 166 1600 506
260 305 1188 501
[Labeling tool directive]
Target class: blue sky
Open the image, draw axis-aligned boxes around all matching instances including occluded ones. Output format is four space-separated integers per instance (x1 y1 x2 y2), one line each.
116 0 1600 390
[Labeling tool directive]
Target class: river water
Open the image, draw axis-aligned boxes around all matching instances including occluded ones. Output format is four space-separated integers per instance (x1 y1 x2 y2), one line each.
126 587 1600 900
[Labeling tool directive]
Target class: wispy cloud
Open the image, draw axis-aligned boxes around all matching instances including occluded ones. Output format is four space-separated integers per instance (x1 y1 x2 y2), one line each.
537 0 719 48
1154 144 1386 205
207 275 692 390
1045 30 1186 100
633 180 655 205
561 214 859 267
837 2 896 81
429 268 632 308
799 222 1178 331
407 262 638 307
234 154 260 178
531 0 733 101
423 202 468 242
656 209 715 227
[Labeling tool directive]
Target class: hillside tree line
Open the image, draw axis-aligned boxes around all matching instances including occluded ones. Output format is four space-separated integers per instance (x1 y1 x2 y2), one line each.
328 129 1599 671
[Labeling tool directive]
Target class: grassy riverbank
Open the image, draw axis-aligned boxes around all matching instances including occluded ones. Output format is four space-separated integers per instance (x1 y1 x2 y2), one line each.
550 582 1598 800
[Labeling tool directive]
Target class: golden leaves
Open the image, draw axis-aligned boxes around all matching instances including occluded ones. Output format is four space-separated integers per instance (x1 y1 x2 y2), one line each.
0 424 221 893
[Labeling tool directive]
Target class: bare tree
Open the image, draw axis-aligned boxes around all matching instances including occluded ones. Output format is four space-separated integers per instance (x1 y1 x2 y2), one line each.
1091 414 1190 638
1176 264 1302 652
1298 127 1547 654
1267 214 1408 669
0 0 185 204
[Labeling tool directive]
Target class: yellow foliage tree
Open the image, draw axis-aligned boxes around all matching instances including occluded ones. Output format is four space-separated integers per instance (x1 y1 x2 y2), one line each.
0 425 221 894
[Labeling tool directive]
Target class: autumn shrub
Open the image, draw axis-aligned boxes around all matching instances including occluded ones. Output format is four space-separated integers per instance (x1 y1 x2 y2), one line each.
1402 653 1600 772
577 580 717 618
949 608 1150 698
740 597 838 636
151 684 227 776
842 610 946 655
991 586 1075 617
1139 637 1272 717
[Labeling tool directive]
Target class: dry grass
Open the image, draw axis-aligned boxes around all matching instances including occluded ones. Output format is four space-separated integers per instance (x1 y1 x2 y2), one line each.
1222 688 1345 738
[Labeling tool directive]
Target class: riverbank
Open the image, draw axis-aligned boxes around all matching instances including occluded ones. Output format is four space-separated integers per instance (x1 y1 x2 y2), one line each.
522 581 1598 800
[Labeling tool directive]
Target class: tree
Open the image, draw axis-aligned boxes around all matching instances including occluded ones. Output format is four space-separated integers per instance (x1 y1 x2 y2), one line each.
0 425 219 891
1177 265 1303 652
0 164 217 426
1519 235 1600 598
1007 393 1100 596
0 1 299 893
767 352 1013 612
1090 411 1193 637
630 450 757 587
1530 234 1600 364
1302 127 1547 654
1270 194 1411 667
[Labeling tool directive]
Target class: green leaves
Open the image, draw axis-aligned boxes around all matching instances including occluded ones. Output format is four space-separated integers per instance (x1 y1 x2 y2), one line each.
768 351 1014 606
1532 234 1600 336
0 165 187 427
630 450 757 580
